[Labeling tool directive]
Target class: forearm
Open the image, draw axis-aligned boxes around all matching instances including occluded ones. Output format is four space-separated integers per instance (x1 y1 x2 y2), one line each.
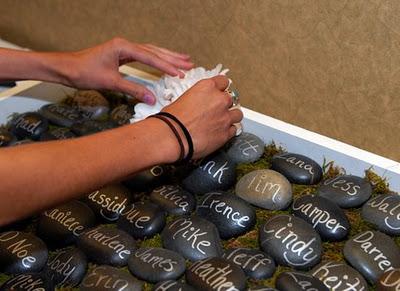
0 118 179 225
0 48 74 85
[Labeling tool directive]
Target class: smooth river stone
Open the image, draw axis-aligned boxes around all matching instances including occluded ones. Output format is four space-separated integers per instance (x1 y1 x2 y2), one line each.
117 201 166 239
84 184 131 222
150 185 196 215
124 165 169 193
276 271 328 291
128 247 186 283
318 175 372 208
344 230 400 283
0 273 53 291
153 280 197 291
39 127 76 141
0 129 16 147
292 194 350 241
362 194 400 235
222 248 275 279
39 103 84 127
259 214 322 269
45 247 87 287
0 231 48 274
377 269 400 291
311 260 368 291
80 265 142 291
77 226 137 267
271 153 323 185
186 257 246 291
67 90 110 120
197 192 256 239
37 200 96 247
235 169 292 210
10 112 49 140
71 120 116 136
161 216 222 261
225 132 264 164
110 104 135 125
182 152 236 195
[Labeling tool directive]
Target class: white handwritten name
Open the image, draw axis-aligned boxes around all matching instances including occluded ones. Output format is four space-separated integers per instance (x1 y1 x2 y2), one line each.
247 173 281 203
200 160 230 184
276 153 315 176
323 176 361 196
134 248 177 272
366 195 400 230
81 266 129 290
169 218 211 255
380 270 400 290
120 204 151 229
88 191 127 221
46 251 76 285
153 185 189 212
0 231 36 268
223 248 271 271
44 208 85 236
6 274 44 291
14 116 42 134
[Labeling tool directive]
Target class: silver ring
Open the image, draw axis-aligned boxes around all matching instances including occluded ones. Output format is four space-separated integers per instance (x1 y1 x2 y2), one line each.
226 88 240 107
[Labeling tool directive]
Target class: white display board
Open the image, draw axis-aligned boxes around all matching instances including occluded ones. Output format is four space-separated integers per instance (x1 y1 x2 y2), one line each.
0 65 399 192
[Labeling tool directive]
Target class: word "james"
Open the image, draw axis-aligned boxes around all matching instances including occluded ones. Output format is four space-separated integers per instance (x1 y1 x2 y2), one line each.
134 248 178 272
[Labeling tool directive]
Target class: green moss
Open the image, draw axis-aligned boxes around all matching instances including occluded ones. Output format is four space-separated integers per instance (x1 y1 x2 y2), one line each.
140 234 163 248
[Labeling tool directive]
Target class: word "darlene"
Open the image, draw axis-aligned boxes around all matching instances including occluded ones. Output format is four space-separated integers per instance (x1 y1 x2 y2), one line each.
83 228 131 260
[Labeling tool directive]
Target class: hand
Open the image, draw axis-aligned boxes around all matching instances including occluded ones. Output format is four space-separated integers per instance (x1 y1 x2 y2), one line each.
163 75 243 159
68 37 194 104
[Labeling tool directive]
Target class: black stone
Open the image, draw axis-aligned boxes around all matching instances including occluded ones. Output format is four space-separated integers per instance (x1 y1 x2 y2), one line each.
84 184 131 223
71 120 116 136
0 231 48 274
292 194 350 241
80 265 142 291
124 165 169 193
0 273 53 291
318 175 372 208
77 226 137 267
10 112 48 140
186 257 246 291
247 287 278 291
39 127 76 141
37 200 96 247
182 152 236 195
117 201 166 239
225 132 264 164
311 260 368 291
362 194 400 235
259 214 322 269
276 271 328 291
197 192 256 239
0 129 16 147
150 185 196 216
223 248 275 279
271 152 323 185
377 269 400 291
161 216 222 261
344 230 400 283
39 104 84 127
44 247 87 287
128 247 186 283
110 104 135 125
153 280 197 291
8 139 33 146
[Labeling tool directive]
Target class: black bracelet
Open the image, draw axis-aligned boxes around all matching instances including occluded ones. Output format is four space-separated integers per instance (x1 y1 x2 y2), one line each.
156 112 194 163
148 115 185 162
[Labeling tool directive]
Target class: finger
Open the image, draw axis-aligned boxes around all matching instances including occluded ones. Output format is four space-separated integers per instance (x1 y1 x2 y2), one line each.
119 43 185 77
210 75 229 91
114 77 156 105
229 108 244 124
228 125 238 139
139 44 194 70
144 44 191 60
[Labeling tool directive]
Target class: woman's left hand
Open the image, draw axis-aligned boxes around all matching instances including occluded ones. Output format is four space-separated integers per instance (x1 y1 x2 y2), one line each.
67 37 194 104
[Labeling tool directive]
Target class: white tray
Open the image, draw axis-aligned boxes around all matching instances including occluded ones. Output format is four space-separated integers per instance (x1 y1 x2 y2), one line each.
1 66 399 192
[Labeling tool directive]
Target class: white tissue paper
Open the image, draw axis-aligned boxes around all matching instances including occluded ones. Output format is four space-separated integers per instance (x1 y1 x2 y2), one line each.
129 64 229 123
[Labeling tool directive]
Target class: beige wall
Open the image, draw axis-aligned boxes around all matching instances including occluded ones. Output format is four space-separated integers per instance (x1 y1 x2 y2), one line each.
0 0 399 161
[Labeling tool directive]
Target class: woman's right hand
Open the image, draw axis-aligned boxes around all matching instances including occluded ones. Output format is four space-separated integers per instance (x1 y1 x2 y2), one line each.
163 75 243 159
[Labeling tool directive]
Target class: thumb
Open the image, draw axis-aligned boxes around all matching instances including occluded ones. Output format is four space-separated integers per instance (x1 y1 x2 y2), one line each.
115 78 156 105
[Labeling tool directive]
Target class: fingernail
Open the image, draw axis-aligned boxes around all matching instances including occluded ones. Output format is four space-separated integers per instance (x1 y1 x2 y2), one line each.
144 94 155 105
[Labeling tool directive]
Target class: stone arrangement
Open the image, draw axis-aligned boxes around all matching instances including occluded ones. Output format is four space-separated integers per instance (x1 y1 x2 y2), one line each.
0 90 398 291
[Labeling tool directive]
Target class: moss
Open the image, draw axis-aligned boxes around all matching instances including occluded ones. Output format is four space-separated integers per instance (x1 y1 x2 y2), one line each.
365 168 390 195
140 234 163 248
